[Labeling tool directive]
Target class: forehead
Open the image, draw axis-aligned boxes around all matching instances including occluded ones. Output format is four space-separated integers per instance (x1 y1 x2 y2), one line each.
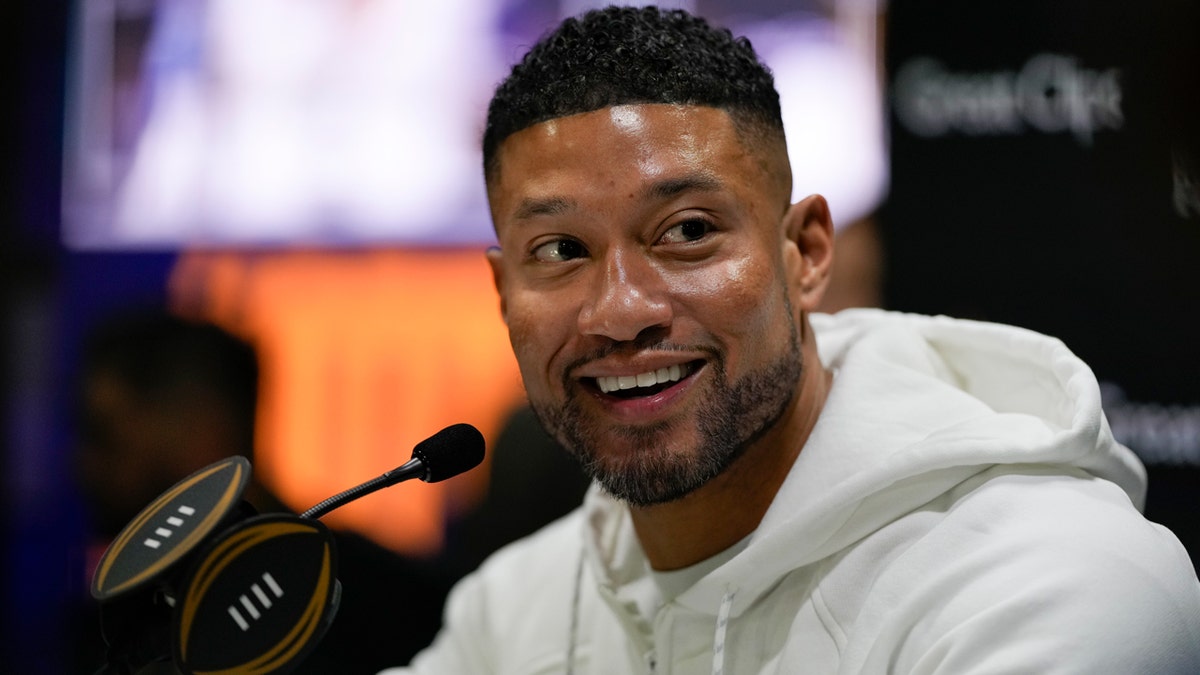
488 104 778 220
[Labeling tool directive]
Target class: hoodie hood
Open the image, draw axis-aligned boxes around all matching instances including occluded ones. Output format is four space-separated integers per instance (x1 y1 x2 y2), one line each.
581 309 1147 620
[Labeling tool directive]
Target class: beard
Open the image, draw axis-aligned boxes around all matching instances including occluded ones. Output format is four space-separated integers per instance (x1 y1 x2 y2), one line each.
529 303 803 508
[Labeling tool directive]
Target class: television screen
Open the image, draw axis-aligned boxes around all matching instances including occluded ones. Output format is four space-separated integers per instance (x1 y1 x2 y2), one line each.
61 0 887 249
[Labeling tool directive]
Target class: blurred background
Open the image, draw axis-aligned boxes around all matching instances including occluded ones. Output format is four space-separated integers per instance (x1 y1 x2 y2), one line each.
3 0 1197 671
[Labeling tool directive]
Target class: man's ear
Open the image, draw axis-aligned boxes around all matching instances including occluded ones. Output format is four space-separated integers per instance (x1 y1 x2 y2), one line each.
781 194 835 312
485 246 508 323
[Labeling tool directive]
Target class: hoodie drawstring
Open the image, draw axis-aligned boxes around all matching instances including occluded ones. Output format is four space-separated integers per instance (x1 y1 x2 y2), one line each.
569 549 739 675
712 588 735 675
566 549 585 675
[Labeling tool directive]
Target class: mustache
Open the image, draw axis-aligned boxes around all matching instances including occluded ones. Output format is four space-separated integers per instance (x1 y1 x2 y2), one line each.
561 337 722 385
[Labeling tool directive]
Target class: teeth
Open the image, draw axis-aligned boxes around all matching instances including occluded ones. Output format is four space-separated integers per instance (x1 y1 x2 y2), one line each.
597 363 686 394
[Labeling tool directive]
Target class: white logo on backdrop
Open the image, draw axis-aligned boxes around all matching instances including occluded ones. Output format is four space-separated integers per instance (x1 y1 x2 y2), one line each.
892 54 1124 147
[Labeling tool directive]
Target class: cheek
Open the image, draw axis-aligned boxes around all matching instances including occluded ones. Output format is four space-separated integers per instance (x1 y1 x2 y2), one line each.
672 255 791 363
676 255 782 327
503 291 569 392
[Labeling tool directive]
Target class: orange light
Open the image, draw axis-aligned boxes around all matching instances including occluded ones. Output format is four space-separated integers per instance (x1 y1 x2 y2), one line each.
169 249 524 557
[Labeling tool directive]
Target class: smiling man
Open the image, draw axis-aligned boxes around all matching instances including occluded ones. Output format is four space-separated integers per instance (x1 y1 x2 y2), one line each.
485 102 830 570
382 6 1200 674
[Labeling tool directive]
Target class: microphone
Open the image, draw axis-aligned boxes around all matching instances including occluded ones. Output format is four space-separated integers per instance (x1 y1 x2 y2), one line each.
90 423 486 675
300 423 485 520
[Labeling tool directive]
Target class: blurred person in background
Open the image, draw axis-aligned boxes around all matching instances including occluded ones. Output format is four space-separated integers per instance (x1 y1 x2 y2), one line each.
70 308 452 673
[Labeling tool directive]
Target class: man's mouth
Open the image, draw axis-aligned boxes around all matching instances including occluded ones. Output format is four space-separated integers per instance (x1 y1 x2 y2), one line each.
591 361 698 398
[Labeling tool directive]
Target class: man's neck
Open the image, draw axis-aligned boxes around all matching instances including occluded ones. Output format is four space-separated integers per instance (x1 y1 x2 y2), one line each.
630 350 831 571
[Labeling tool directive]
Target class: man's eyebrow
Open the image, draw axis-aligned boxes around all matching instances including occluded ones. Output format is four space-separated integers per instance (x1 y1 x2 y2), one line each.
512 175 721 220
514 196 575 220
644 174 723 201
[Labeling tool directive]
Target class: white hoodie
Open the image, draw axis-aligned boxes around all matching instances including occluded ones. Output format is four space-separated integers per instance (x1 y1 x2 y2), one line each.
383 310 1200 674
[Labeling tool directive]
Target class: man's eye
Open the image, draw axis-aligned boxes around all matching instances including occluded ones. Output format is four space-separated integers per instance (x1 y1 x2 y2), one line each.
660 218 714 244
532 239 587 262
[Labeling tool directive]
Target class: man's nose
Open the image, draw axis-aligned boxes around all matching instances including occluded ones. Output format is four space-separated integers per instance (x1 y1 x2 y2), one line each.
577 249 672 342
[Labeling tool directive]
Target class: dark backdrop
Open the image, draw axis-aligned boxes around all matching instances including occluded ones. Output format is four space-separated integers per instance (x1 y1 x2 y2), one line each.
882 0 1200 567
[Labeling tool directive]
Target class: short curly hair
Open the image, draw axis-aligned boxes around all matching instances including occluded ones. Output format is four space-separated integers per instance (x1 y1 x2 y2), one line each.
483 5 785 183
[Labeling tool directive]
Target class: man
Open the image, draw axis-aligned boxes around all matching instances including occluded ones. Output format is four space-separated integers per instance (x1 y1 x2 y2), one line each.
72 310 452 674
384 6 1200 674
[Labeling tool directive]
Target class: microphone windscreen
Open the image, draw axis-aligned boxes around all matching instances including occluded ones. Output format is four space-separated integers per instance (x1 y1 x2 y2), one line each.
412 423 486 483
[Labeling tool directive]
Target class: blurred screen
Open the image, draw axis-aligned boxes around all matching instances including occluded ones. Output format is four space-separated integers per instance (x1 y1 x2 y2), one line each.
62 0 887 249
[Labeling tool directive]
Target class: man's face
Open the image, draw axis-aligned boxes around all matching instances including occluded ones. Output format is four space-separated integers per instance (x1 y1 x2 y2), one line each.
487 104 804 506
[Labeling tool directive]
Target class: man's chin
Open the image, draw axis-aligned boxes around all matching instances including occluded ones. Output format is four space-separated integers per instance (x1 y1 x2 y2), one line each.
591 462 710 507
575 439 722 507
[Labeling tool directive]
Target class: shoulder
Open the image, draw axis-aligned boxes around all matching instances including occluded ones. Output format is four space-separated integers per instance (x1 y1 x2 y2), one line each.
448 509 587 640
843 466 1200 673
393 510 588 675
934 465 1193 577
